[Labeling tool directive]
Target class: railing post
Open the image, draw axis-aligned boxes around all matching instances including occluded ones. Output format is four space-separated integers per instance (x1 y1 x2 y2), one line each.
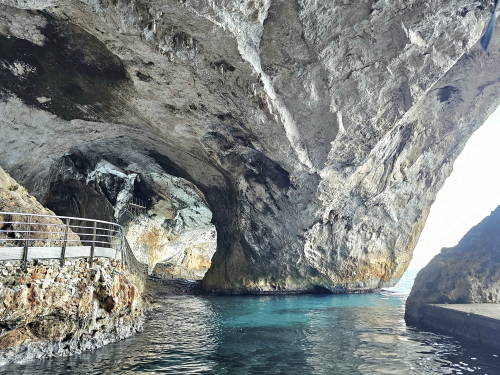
123 233 127 268
119 230 124 267
22 215 31 271
60 218 69 266
89 221 96 267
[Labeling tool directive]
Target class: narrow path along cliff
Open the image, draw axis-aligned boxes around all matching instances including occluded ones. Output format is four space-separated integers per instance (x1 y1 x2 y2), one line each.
0 167 146 365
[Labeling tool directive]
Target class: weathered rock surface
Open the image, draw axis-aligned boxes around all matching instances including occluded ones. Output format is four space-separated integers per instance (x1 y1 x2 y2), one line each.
405 206 500 326
116 164 217 280
32 153 217 280
0 258 144 365
0 167 80 246
1 1 500 293
0 168 144 364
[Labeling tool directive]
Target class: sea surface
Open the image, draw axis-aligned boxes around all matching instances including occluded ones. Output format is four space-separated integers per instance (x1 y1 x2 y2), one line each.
3 270 500 375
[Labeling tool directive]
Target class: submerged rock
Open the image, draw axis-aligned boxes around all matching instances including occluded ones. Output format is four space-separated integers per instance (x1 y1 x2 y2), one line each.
405 206 500 326
0 1 500 293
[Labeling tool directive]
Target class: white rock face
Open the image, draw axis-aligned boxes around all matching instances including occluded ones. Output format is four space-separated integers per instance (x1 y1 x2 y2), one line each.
124 172 217 280
0 1 499 293
75 159 217 280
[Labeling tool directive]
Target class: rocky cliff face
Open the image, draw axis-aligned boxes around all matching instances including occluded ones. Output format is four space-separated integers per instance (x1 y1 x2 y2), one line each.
0 258 144 365
0 167 145 364
0 167 80 246
119 165 217 280
1 1 500 293
405 206 500 325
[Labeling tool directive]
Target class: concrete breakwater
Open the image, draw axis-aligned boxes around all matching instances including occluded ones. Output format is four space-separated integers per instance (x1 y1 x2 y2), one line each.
414 304 500 351
0 258 144 365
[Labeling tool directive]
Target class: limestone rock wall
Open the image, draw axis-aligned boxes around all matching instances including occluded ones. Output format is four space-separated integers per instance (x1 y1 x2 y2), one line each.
405 206 500 326
124 171 217 280
0 167 80 246
29 152 217 280
0 258 144 365
1 1 500 293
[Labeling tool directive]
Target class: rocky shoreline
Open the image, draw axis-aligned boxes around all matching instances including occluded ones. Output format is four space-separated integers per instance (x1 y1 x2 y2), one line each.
0 258 145 366
405 206 500 325
0 312 144 366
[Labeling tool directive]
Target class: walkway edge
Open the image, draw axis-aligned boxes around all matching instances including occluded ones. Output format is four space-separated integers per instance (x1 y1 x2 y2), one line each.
416 304 500 351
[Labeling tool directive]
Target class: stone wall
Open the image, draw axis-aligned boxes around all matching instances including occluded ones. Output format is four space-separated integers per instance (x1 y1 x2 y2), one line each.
0 258 144 365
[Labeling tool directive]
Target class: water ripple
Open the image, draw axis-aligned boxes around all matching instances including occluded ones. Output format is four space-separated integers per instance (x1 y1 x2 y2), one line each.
2 294 499 374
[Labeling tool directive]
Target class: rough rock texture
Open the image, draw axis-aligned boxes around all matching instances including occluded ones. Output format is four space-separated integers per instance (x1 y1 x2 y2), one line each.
405 206 500 326
119 165 217 280
0 167 80 246
0 258 144 365
1 1 500 293
31 152 217 280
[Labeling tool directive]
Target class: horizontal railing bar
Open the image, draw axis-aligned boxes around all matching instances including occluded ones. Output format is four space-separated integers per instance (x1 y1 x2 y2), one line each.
2 257 121 261
0 229 119 238
0 212 148 275
67 224 120 233
0 222 121 233
0 239 117 246
0 212 121 227
0 221 66 227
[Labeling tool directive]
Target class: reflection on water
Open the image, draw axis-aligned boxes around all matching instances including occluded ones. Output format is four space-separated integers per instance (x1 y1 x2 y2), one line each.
3 293 499 374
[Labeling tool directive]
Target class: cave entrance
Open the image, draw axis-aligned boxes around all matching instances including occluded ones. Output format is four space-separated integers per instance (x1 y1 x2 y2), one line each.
398 105 500 290
44 154 218 282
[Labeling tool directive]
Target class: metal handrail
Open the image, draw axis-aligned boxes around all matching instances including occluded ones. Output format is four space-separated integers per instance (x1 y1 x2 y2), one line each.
0 230 117 238
0 238 113 244
0 211 148 278
0 222 121 232
0 211 122 226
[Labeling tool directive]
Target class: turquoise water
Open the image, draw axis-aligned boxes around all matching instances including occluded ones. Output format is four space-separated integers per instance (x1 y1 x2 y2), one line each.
4 271 500 375
384 269 419 295
4 282 500 374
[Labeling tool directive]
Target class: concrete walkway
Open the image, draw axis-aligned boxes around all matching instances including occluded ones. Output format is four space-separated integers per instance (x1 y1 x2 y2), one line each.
0 246 120 261
419 304 500 351
434 304 500 319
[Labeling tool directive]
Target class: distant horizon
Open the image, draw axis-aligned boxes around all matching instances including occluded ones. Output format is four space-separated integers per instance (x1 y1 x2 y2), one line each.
407 106 500 271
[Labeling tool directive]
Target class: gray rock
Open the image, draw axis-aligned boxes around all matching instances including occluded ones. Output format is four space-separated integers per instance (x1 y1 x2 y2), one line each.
405 206 500 326
0 1 499 293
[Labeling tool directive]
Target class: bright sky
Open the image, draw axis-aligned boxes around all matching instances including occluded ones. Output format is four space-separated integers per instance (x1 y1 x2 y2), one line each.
408 106 500 270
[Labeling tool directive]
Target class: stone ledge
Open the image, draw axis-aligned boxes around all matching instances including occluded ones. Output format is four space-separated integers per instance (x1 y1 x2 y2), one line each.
414 304 500 351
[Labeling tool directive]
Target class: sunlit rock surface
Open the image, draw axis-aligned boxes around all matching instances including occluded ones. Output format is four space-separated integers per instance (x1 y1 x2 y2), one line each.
55 157 217 279
1 1 500 293
405 206 500 325
122 169 217 280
